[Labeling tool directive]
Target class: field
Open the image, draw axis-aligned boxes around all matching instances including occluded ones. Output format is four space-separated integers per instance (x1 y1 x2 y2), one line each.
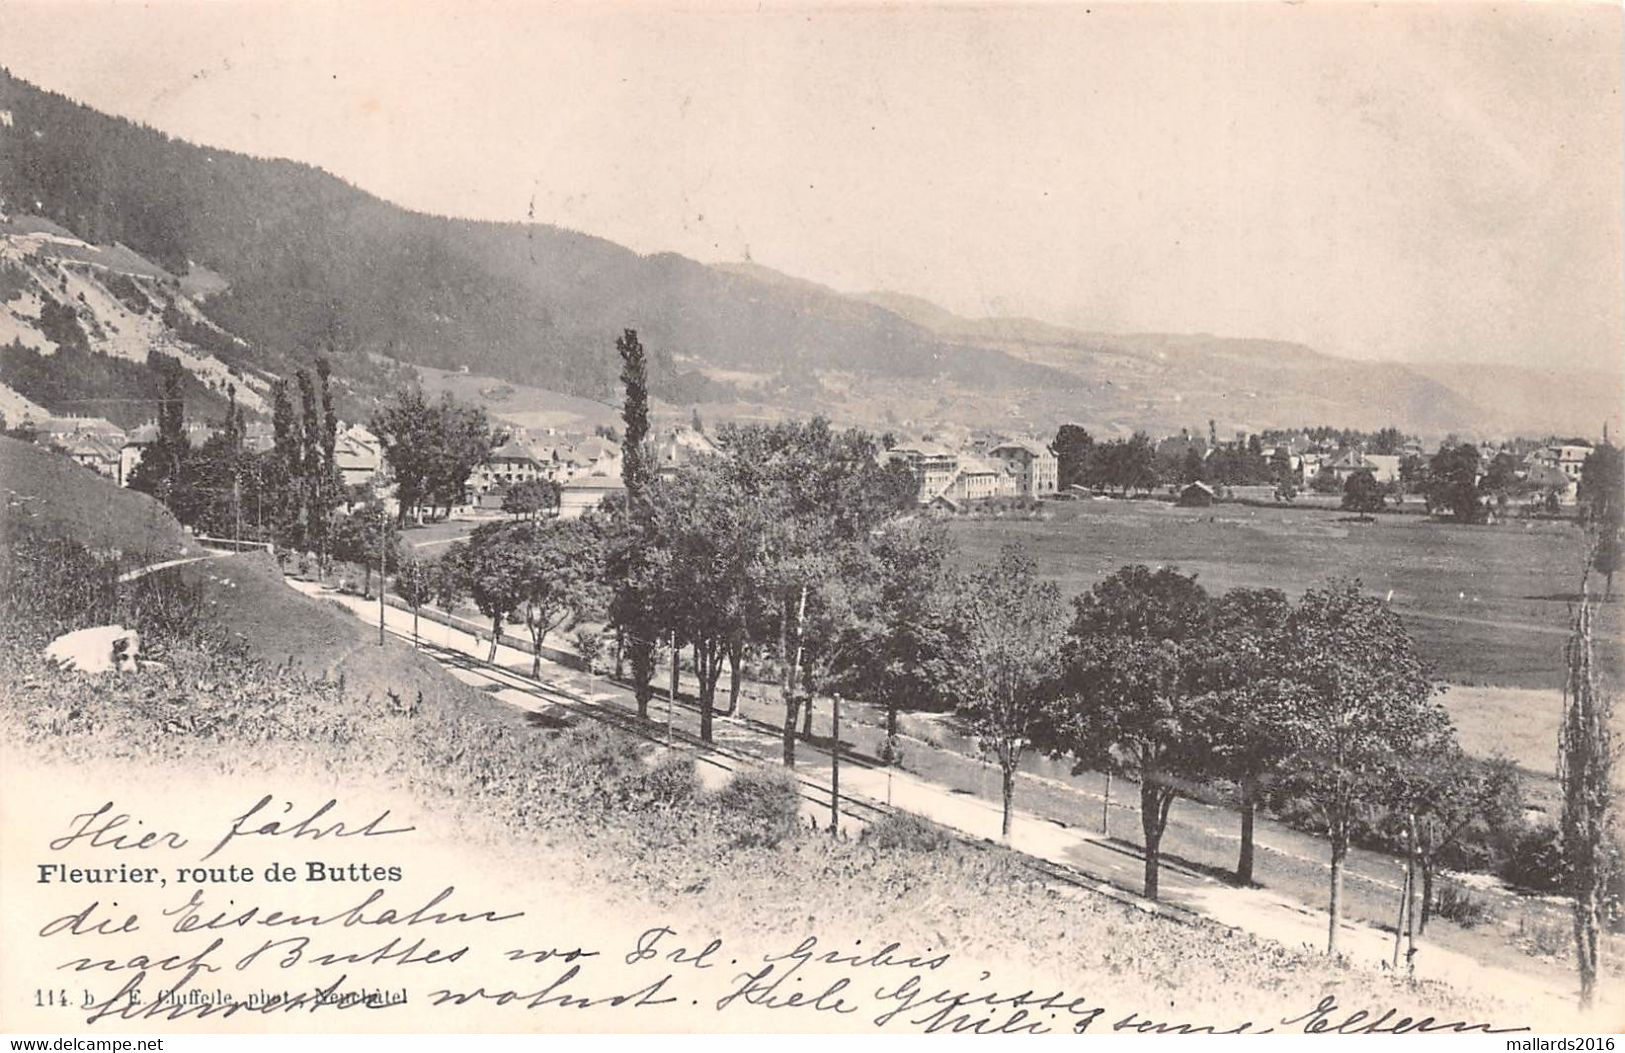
949 498 1622 788
409 362 621 433
949 498 1617 691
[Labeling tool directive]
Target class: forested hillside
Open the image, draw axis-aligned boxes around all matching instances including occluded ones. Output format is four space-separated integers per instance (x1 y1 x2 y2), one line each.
0 68 1068 408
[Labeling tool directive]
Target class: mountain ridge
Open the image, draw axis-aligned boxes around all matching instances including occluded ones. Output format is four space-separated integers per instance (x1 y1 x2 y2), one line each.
0 67 1614 440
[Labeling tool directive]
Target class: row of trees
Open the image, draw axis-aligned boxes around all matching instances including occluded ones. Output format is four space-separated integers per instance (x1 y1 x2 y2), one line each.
1052 427 1160 494
127 361 496 567
950 553 1513 951
371 332 1612 987
391 333 1486 956
128 358 347 558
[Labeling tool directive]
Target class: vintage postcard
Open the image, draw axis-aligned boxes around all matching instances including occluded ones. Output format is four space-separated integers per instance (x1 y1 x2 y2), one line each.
0 0 1621 1040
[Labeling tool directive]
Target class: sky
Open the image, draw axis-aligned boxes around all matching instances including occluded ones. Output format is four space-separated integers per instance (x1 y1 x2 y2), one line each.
1 0 1621 373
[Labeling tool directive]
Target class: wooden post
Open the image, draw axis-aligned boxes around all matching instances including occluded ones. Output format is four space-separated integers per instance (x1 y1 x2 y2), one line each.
666 630 677 747
377 514 386 647
830 693 841 838
1391 865 1409 969
1102 771 1112 837
1405 812 1420 975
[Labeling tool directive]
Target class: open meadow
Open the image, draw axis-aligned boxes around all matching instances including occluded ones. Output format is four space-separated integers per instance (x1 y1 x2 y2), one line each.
949 497 1622 787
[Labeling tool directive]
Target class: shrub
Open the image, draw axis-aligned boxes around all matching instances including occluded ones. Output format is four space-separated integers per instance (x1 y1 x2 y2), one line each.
1517 912 1571 959
710 766 803 848
1502 823 1566 893
639 752 700 809
1433 885 1493 929
860 811 954 852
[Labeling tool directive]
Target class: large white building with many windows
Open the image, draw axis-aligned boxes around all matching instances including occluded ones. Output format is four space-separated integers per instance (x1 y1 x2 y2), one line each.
988 438 1058 498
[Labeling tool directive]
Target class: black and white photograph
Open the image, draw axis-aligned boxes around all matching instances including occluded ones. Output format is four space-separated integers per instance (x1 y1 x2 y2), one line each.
0 0 1620 1039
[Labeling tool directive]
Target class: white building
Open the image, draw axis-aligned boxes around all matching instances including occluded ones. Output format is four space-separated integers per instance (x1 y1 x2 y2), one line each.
886 442 959 503
1529 441 1593 505
987 438 1058 498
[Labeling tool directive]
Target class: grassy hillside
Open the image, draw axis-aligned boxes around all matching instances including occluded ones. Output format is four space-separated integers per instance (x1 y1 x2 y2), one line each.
170 549 527 729
0 434 188 557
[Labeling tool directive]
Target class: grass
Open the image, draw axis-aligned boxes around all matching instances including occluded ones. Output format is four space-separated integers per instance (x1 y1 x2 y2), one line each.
950 498 1616 691
0 435 190 559
949 498 1621 792
168 550 527 730
410 362 620 432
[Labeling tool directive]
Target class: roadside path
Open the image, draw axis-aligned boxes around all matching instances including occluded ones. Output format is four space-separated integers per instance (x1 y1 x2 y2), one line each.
289 576 1602 1018
116 552 221 583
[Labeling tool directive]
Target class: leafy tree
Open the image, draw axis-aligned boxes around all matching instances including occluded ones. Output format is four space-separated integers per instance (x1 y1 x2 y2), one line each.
296 368 320 546
605 511 669 721
649 461 764 742
269 377 302 542
610 328 662 718
510 519 606 678
715 418 910 764
1399 453 1428 494
1085 433 1159 495
1426 443 1485 522
329 503 399 598
1341 468 1385 517
427 397 494 517
1052 424 1094 490
429 555 467 647
126 357 190 507
827 520 957 762
502 477 560 521
308 360 342 568
1480 451 1521 511
1560 558 1616 1007
371 387 491 523
1193 587 1295 884
1370 427 1405 455
1276 580 1446 954
1383 746 1522 933
1309 467 1340 495
943 544 1065 840
451 523 531 662
1054 565 1213 899
618 329 653 499
391 551 436 648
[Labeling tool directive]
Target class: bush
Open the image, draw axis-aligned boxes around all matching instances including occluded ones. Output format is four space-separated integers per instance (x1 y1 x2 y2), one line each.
1502 823 1566 893
860 811 954 852
710 766 804 847
1433 885 1493 929
638 752 700 809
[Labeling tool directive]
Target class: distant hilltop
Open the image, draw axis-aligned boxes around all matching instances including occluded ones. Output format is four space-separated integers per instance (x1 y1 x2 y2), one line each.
1 68 1619 442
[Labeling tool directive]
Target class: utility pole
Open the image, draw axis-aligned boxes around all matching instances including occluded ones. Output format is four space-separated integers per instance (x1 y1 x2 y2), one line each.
377 512 387 647
830 693 841 838
666 630 677 747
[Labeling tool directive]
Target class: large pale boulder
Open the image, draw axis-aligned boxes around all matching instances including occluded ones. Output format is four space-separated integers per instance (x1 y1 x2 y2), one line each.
43 625 141 673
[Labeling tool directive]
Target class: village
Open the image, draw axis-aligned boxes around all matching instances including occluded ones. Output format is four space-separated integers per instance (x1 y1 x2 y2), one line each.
5 400 1605 529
